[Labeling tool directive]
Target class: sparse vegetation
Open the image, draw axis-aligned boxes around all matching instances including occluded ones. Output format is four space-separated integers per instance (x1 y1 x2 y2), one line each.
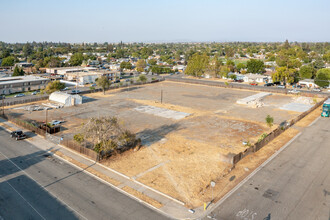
138 74 147 83
78 116 140 158
266 115 274 128
257 133 268 143
74 133 84 144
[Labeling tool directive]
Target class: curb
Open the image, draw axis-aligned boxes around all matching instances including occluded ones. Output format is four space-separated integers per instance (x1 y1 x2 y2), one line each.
0 121 187 220
58 143 185 206
199 131 303 218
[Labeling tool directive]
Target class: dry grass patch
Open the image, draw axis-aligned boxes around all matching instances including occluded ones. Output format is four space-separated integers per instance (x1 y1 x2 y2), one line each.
295 107 322 127
199 127 300 207
122 186 163 209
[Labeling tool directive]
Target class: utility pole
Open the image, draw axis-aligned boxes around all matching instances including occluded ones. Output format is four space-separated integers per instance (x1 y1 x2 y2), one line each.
45 109 48 137
2 95 4 116
161 89 163 104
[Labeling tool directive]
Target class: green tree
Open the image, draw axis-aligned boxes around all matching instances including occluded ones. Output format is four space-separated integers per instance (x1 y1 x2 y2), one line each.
44 80 65 94
282 39 290 50
272 67 296 84
120 61 132 70
299 65 314 79
44 57 62 68
136 59 146 72
265 115 274 128
236 63 246 72
226 59 235 72
323 52 330 63
150 65 173 74
208 55 221 77
314 68 330 88
96 76 110 95
0 49 10 59
312 58 325 70
23 43 33 57
246 59 265 73
219 66 230 78
185 53 209 77
148 59 157 65
70 53 84 66
138 74 147 83
1 56 16 66
224 47 235 58
276 51 289 67
12 66 25 76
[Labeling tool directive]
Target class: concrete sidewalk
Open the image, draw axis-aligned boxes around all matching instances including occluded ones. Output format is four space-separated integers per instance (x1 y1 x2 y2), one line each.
0 118 205 220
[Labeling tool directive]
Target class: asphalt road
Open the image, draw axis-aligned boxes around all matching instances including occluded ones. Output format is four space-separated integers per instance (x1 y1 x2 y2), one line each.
204 117 330 220
0 128 169 220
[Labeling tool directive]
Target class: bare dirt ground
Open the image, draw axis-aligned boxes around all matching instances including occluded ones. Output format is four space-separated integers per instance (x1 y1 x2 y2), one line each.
6 81 317 208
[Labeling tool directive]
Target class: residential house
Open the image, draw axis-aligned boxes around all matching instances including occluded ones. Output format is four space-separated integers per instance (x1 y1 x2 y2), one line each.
243 73 272 83
298 79 318 88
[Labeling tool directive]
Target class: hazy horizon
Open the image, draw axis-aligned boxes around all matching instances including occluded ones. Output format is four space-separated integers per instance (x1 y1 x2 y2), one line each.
1 0 329 43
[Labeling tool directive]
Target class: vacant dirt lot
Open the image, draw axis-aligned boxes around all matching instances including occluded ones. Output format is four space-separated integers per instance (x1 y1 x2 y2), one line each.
7 81 317 207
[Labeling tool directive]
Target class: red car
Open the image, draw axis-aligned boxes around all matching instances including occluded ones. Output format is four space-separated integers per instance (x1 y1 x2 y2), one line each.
250 82 258 86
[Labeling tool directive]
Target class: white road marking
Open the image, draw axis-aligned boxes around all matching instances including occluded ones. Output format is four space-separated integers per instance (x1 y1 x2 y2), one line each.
202 131 302 217
0 150 88 220
5 181 46 220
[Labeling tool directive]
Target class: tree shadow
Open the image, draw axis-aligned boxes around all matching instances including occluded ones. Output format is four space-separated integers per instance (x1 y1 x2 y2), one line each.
111 86 142 94
82 96 98 103
0 175 79 219
0 150 50 178
137 123 181 146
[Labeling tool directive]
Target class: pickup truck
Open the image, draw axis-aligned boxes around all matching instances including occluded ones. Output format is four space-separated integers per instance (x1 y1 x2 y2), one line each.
10 130 27 140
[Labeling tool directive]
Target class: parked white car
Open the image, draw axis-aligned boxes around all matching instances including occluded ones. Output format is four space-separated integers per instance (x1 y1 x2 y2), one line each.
288 89 300 94
50 120 63 126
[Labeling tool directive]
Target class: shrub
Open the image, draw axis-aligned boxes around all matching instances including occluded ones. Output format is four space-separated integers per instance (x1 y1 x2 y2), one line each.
74 133 84 144
266 115 274 128
257 133 268 143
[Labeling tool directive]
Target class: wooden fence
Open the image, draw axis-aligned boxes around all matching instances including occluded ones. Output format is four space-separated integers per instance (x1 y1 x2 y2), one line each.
2 113 46 136
1 112 99 161
231 98 327 165
61 139 99 161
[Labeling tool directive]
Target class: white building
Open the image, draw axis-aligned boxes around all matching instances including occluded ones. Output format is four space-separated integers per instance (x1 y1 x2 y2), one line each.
64 71 115 85
49 92 82 107
109 64 121 70
46 67 98 75
298 79 318 88
172 65 186 72
243 73 272 83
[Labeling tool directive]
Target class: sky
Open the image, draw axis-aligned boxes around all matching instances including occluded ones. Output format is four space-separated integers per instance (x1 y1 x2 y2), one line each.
0 0 329 43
